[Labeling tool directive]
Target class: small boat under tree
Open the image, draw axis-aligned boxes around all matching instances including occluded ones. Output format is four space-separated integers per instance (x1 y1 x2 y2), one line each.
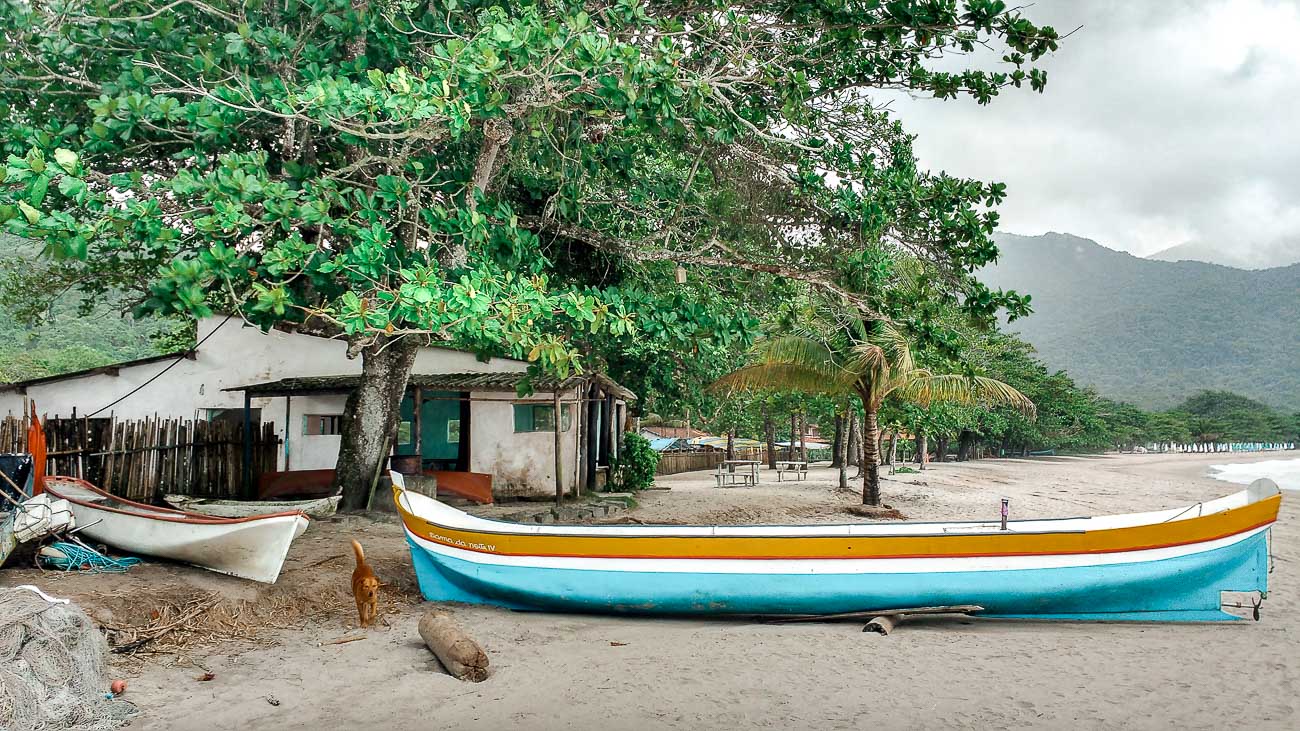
393 473 1281 622
163 493 341 520
44 477 309 583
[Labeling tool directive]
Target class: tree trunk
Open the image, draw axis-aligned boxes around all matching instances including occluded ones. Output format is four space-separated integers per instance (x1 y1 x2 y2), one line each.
917 433 928 470
763 406 776 470
830 414 845 468
888 431 898 473
862 408 881 506
726 430 735 461
334 337 420 511
957 430 975 462
789 411 797 461
847 410 860 469
835 411 848 489
799 412 808 463
935 436 948 464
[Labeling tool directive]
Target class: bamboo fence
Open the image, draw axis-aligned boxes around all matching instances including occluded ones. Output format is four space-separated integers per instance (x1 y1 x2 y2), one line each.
654 447 767 476
0 414 279 501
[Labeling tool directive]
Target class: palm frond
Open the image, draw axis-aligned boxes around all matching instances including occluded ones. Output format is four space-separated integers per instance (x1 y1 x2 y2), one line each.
842 342 888 381
898 374 1037 418
710 363 856 396
749 335 841 373
871 322 915 374
710 335 859 395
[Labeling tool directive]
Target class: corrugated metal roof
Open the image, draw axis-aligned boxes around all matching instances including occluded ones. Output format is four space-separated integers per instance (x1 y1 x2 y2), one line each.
226 371 636 400
0 350 197 393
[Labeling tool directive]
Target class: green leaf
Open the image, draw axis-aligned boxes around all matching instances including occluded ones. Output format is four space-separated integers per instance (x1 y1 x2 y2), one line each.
53 148 78 175
58 175 87 200
17 200 40 224
29 175 49 206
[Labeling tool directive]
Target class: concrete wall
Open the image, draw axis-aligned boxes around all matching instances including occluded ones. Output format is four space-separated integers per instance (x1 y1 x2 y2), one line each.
468 389 583 498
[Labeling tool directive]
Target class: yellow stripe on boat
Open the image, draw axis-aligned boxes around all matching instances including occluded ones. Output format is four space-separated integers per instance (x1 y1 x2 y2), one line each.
396 490 1280 561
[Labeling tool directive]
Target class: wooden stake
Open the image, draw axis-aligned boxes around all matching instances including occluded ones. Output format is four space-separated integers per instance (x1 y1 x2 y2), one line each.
554 390 564 505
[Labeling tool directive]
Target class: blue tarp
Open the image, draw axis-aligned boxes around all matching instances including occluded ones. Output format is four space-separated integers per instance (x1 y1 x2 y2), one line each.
648 437 682 452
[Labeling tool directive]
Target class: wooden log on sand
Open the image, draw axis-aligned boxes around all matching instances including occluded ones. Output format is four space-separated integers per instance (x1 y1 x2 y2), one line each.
863 615 899 635
418 610 489 682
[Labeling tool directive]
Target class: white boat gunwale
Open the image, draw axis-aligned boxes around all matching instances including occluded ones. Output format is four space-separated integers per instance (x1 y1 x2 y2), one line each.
395 486 1270 542
45 476 310 525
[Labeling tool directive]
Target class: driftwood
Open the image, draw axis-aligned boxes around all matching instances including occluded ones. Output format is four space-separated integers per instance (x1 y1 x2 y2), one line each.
767 604 984 625
863 615 899 635
418 610 489 682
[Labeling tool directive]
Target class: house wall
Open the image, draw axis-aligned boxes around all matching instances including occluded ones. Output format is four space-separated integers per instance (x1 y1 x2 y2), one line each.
278 393 350 472
469 389 583 498
0 316 529 474
0 315 631 498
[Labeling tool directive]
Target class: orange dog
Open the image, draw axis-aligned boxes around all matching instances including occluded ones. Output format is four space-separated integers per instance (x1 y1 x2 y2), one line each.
351 540 380 627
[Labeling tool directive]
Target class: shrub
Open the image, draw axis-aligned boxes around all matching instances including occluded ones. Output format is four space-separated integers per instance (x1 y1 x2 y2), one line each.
609 432 659 491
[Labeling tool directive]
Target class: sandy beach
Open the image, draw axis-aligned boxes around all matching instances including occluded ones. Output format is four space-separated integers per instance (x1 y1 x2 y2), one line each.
15 452 1300 730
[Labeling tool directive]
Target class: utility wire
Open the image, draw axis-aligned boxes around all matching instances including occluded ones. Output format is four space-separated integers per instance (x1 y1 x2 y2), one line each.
84 315 233 418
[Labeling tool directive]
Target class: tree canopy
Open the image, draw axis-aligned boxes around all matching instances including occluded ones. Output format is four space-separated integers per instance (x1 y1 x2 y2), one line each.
0 0 1061 502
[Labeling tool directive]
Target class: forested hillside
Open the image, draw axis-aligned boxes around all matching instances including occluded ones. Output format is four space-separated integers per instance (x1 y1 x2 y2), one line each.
982 233 1300 412
0 235 188 383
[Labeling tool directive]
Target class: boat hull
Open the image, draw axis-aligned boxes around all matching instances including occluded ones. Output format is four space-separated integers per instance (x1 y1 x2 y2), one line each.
394 480 1281 622
163 494 341 519
46 478 308 583
406 529 1268 621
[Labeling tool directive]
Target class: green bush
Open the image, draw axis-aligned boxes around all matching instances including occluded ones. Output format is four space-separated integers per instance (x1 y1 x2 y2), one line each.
609 432 659 491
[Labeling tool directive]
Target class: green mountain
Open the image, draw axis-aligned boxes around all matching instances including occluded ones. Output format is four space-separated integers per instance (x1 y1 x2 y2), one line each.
0 235 189 383
982 232 1300 412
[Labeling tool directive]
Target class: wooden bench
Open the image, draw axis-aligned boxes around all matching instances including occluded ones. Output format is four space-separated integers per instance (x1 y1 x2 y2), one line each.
774 461 808 482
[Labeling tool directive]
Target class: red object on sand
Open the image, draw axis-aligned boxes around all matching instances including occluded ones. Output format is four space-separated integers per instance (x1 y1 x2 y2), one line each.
257 468 494 504
27 403 46 495
425 470 494 505
111 679 127 695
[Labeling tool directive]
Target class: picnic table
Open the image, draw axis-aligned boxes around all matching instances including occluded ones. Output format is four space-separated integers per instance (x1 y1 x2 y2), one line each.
773 460 808 482
715 460 760 488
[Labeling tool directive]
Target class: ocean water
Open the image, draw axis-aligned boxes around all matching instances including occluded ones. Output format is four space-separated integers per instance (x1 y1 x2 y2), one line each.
1209 458 1300 491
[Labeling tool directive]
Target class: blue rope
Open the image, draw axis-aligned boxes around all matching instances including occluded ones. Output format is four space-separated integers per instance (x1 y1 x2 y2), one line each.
40 541 142 573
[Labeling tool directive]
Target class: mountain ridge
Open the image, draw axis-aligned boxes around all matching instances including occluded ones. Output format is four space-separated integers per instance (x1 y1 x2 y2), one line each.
982 232 1300 412
1146 240 1300 270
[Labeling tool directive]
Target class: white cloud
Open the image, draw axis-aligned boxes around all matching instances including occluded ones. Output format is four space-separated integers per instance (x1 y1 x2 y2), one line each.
877 0 1300 265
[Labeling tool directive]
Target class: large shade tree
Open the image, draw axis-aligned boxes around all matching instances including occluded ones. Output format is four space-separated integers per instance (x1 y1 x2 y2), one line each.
1 1 1058 507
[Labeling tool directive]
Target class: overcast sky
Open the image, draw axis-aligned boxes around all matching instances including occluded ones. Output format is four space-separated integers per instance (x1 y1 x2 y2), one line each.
881 0 1300 263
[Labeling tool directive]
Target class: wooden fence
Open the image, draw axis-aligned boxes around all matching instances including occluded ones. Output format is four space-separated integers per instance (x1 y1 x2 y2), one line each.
0 415 280 502
655 447 768 476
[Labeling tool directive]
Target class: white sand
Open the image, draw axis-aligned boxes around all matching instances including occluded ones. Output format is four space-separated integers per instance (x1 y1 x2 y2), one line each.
126 453 1299 730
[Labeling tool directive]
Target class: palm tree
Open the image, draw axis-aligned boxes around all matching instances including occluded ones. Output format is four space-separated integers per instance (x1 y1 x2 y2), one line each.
714 321 1035 506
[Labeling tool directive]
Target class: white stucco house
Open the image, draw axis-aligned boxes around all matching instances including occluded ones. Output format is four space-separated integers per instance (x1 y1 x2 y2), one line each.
0 316 633 501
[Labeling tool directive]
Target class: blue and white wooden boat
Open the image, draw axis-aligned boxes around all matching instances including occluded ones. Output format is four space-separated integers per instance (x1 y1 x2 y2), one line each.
393 474 1282 622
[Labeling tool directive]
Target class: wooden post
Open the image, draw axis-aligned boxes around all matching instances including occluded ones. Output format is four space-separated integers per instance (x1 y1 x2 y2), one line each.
572 388 584 499
284 395 292 471
585 384 599 493
412 386 423 467
242 391 253 497
553 390 564 505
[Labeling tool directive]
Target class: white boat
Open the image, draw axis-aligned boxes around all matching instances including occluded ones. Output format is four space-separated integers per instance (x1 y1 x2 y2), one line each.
43 476 309 584
163 493 341 519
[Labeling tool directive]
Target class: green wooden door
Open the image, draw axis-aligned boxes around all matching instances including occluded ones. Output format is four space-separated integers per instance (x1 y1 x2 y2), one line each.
396 391 464 467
